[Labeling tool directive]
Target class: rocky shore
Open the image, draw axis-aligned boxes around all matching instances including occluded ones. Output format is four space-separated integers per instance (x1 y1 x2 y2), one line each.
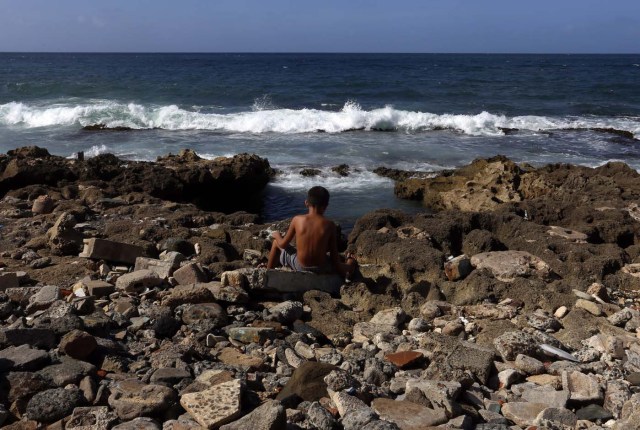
1 148 640 429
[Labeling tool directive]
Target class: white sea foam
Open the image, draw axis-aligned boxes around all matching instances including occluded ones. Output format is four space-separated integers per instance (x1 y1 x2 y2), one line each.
1 100 638 138
271 167 392 191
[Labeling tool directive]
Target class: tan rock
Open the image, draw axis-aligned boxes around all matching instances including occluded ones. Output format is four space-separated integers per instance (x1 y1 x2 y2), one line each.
470 251 552 282
371 398 448 429
180 379 242 429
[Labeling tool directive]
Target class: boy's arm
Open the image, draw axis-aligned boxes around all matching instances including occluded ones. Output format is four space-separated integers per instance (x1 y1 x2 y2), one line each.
272 217 297 249
329 223 347 278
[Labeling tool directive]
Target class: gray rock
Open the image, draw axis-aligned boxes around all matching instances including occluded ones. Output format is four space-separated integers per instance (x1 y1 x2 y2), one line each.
306 401 337 430
0 344 49 372
575 404 613 421
25 387 83 423
108 379 177 420
150 368 191 386
521 385 569 408
219 399 285 430
1 327 56 349
369 307 407 327
269 301 304 324
500 402 548 427
493 330 539 361
341 408 378 430
371 398 447 428
604 380 631 419
37 357 96 387
514 354 545 375
562 371 603 402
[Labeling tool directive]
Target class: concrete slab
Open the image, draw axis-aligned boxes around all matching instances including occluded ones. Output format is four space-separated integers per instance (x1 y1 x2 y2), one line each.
79 238 145 265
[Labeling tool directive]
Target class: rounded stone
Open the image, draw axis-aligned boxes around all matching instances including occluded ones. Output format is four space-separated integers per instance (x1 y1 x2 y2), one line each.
26 387 83 423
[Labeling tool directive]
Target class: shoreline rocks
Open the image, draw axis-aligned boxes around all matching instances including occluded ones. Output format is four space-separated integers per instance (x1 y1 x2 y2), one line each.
0 149 640 428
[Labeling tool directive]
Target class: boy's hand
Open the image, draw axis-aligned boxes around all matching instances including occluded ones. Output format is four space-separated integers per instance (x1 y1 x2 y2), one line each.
271 231 283 240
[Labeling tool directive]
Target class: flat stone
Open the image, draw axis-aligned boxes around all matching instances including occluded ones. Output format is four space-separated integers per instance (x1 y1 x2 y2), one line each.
470 251 552 282
108 379 177 420
115 270 163 293
575 299 602 316
79 238 145 265
562 371 603 402
547 226 587 242
66 406 118 430
626 372 640 386
150 367 191 385
284 348 304 368
180 379 242 429
276 361 336 403
217 348 264 370
444 254 472 281
384 351 423 369
371 398 448 429
500 402 548 427
0 344 49 372
294 341 315 360
5 286 40 305
37 357 96 387
1 327 56 349
27 285 60 312
521 385 569 408
227 327 274 344
575 404 613 421
219 399 286 430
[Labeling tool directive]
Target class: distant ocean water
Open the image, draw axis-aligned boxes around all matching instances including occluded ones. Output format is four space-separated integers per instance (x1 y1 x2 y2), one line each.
1 53 640 226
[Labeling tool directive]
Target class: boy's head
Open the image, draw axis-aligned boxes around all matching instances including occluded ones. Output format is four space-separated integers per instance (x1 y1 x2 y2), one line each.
306 186 330 210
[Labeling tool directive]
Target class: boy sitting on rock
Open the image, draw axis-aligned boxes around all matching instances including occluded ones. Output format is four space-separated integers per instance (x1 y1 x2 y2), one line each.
267 186 357 278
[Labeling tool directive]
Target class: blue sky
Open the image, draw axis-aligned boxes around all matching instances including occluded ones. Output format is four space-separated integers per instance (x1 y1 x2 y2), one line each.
0 0 638 53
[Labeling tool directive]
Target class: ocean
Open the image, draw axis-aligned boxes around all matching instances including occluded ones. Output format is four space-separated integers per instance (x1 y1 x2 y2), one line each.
1 53 639 227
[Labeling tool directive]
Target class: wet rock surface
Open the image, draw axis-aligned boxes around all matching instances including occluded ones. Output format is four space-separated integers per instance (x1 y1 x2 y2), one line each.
1 150 640 428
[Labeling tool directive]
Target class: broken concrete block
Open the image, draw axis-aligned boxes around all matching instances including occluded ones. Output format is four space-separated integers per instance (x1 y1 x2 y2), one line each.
84 280 115 298
115 270 163 293
79 238 144 265
134 257 173 279
173 262 207 285
236 268 341 294
444 254 472 281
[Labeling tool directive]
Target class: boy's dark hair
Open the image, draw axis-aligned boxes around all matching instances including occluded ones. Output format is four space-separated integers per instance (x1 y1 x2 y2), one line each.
307 186 330 208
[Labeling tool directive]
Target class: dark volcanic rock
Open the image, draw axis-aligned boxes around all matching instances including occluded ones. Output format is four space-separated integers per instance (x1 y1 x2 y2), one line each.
25 387 83 423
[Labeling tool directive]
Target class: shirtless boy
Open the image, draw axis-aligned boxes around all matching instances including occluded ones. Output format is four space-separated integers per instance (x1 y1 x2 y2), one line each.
267 186 357 278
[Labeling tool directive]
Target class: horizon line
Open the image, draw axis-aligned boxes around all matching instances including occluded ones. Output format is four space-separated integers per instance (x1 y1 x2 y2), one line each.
1 51 639 55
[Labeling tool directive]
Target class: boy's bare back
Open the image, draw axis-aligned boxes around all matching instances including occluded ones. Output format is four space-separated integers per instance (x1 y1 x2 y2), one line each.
290 213 336 267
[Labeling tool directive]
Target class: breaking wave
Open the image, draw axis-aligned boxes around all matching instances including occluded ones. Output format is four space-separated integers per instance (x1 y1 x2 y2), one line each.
1 100 638 138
